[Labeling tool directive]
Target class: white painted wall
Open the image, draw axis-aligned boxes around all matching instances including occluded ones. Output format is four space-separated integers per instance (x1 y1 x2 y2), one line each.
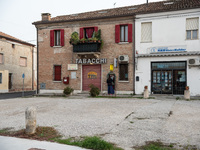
135 9 200 96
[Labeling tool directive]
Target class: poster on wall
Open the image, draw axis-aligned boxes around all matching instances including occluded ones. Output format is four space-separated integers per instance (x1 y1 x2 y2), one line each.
71 72 76 79
68 64 78 70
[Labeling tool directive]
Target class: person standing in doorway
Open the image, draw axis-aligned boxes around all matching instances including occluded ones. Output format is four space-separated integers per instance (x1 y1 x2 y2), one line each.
107 75 114 95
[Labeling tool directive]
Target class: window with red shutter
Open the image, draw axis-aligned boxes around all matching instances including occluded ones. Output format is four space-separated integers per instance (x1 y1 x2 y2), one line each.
80 28 84 40
60 29 64 46
50 29 64 47
80 27 98 39
115 24 132 43
128 24 132 42
115 25 120 43
50 30 54 47
54 65 61 81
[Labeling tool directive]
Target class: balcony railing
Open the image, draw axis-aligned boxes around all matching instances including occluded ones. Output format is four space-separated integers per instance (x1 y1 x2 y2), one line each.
73 42 101 53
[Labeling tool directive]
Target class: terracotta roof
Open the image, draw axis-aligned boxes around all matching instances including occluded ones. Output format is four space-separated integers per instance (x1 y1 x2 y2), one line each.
33 0 200 25
0 31 35 46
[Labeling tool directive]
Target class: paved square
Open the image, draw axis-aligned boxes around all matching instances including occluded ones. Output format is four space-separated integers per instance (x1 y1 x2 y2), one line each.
0 97 200 150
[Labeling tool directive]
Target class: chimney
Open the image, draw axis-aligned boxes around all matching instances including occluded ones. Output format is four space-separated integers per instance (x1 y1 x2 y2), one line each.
41 13 51 21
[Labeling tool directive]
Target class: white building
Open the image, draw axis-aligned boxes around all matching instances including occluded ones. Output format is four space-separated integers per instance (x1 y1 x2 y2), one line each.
135 2 200 96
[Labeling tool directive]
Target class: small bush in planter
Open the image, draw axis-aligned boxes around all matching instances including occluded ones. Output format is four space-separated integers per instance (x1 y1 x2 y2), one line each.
89 84 100 97
63 86 74 95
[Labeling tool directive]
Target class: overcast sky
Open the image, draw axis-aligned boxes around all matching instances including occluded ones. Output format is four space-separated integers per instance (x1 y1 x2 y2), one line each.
0 0 160 45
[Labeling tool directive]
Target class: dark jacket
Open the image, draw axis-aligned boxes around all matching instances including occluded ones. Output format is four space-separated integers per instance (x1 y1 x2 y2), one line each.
107 78 112 86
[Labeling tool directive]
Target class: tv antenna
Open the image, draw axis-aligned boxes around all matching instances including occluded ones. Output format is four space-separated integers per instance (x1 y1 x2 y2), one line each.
114 2 116 8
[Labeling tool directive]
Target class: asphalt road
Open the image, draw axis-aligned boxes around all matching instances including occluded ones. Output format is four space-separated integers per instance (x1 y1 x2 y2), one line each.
0 91 36 99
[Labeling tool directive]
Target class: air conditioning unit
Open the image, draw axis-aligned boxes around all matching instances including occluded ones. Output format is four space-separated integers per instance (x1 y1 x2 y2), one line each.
118 55 129 62
188 58 199 65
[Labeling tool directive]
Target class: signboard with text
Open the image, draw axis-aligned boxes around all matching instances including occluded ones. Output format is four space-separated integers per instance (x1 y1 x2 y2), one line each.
149 45 187 53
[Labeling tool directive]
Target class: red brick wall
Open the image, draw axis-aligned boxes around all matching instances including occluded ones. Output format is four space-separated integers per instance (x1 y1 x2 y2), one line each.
37 17 134 92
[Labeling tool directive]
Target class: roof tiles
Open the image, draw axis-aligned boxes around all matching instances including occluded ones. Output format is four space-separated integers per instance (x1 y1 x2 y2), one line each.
33 0 200 24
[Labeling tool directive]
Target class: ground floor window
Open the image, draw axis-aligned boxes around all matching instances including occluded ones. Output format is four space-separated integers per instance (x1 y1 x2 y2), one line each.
151 61 186 95
53 65 61 81
119 64 128 81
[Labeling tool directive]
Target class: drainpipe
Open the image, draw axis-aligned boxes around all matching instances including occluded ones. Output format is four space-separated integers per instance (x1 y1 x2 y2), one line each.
36 27 39 94
32 46 34 91
133 17 136 94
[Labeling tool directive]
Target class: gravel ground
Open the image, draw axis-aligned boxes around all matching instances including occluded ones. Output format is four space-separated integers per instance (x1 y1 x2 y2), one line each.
0 97 200 150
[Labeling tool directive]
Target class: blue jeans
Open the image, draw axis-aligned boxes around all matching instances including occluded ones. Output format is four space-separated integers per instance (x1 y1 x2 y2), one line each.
108 85 114 94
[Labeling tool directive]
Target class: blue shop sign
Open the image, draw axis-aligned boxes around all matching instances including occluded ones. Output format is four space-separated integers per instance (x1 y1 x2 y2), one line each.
150 46 186 53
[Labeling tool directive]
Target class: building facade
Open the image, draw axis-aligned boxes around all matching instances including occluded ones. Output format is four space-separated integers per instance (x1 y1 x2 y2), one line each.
33 0 200 95
0 32 36 92
135 5 200 96
33 14 135 94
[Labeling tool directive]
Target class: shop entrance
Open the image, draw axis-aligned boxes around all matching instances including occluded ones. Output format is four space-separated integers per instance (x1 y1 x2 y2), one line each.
151 62 186 95
82 64 101 91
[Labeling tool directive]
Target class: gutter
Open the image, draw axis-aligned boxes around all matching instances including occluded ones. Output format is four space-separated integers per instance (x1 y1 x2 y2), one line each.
133 17 136 94
0 35 35 47
36 27 39 94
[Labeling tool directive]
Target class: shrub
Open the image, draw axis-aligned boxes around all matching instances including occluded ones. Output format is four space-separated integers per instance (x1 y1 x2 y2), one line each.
69 32 79 45
89 84 100 97
63 86 74 95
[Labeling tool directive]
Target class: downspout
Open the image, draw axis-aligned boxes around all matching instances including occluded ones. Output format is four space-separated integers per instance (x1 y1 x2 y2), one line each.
133 17 136 94
32 46 34 90
36 27 39 94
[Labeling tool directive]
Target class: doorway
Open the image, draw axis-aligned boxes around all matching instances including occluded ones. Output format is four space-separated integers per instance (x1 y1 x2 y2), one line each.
151 62 186 95
9 73 12 90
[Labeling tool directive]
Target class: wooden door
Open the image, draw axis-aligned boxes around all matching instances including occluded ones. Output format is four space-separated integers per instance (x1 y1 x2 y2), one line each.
82 65 101 91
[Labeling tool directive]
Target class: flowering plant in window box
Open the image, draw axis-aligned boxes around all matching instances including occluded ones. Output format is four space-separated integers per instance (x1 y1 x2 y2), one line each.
69 32 79 45
80 38 88 43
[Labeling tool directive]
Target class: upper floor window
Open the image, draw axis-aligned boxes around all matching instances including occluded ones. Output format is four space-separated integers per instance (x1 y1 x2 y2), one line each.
115 24 132 43
80 27 98 40
186 17 199 40
120 25 128 42
53 65 61 81
141 22 152 42
20 57 27 67
0 53 3 64
50 29 64 47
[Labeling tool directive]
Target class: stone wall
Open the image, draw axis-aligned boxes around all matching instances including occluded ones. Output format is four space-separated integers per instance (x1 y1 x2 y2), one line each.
0 39 34 91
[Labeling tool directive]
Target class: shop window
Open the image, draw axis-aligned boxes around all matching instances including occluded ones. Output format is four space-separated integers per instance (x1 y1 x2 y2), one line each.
186 17 199 40
115 24 132 43
0 53 3 64
53 65 61 81
50 29 64 47
80 27 98 40
19 57 27 67
119 64 128 81
0 73 2 84
141 22 152 42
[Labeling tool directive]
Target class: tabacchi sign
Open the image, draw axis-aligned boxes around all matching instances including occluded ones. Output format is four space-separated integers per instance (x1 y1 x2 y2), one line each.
76 58 107 64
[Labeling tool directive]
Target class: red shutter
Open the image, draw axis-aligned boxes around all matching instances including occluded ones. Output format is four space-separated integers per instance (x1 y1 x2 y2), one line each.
54 66 61 81
94 27 98 32
128 24 132 43
50 30 54 47
80 28 84 39
60 29 64 46
115 25 120 43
